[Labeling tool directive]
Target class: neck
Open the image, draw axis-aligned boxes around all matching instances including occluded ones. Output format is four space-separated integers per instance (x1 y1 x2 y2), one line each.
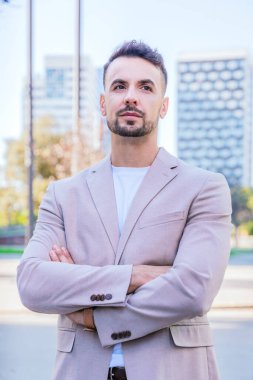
110 133 159 167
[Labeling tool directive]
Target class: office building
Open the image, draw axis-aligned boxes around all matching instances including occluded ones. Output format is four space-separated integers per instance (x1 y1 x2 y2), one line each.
177 51 252 186
23 55 100 149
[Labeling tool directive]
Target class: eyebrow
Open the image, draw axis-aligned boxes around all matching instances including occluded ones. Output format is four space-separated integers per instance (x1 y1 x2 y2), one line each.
138 79 155 87
110 79 127 88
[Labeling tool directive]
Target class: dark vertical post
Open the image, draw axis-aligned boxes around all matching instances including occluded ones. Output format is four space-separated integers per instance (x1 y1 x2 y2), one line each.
27 0 34 240
71 0 81 174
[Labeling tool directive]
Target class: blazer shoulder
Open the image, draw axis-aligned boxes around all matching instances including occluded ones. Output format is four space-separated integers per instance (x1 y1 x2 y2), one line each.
178 157 228 184
157 148 229 192
50 156 109 192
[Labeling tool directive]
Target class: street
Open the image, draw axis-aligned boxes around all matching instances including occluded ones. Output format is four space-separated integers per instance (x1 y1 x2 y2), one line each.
0 253 253 380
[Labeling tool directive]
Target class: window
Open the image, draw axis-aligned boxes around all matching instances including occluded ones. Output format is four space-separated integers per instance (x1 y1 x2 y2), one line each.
202 62 213 71
227 60 239 70
233 70 244 80
214 61 226 71
46 68 65 98
220 70 232 81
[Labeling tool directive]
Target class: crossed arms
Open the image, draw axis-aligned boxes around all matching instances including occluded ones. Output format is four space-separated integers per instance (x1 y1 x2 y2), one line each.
49 244 169 330
17 171 232 347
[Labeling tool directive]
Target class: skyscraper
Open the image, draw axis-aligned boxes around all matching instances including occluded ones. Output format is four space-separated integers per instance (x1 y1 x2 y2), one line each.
177 51 252 187
23 55 100 149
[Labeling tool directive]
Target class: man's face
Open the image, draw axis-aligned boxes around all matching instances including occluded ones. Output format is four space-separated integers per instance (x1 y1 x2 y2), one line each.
100 57 168 138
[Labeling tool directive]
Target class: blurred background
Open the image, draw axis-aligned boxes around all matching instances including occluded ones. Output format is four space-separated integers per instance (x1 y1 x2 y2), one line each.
0 1 253 379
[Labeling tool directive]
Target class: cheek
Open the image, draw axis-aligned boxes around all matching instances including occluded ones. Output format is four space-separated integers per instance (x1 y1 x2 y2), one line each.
145 103 162 120
106 99 122 117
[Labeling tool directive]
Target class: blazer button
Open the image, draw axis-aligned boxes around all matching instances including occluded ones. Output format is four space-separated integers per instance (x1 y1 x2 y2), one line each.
125 331 131 338
90 294 96 301
100 294 105 301
105 294 112 300
111 333 118 340
96 294 101 301
118 332 123 339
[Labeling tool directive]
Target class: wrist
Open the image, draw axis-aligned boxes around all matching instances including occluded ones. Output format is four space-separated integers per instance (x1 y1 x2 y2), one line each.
83 308 96 331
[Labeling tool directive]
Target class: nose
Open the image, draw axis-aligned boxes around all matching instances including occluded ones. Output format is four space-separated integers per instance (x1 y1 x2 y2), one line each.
124 87 138 106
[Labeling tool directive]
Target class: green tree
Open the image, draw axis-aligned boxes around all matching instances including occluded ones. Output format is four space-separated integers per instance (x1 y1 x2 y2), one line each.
231 186 253 247
1 116 103 226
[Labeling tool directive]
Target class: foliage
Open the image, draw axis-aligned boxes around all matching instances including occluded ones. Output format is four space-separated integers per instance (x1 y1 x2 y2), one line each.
1 116 103 227
231 186 253 247
0 186 27 227
231 186 253 227
242 220 253 236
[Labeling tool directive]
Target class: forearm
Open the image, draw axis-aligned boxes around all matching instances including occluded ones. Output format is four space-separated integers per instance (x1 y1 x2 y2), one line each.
94 249 229 347
17 254 132 314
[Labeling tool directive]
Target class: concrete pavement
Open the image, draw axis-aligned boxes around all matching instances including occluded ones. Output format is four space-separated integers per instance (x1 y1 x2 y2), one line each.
0 253 253 379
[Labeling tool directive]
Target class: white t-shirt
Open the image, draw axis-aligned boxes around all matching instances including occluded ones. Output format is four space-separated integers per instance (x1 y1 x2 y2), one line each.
110 165 150 368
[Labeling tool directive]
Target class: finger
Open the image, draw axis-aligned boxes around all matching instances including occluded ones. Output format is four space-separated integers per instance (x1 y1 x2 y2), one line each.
61 247 74 264
66 311 83 325
49 250 60 262
52 245 67 263
57 252 70 264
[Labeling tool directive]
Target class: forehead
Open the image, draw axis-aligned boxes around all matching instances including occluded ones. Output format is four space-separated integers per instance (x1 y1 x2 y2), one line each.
105 56 164 88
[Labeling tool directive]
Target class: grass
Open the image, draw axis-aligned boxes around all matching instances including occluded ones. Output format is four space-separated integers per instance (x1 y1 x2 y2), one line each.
230 247 253 256
0 246 24 254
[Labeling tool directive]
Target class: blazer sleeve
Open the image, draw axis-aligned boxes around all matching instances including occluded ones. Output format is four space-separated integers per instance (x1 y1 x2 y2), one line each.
94 172 232 347
17 183 132 314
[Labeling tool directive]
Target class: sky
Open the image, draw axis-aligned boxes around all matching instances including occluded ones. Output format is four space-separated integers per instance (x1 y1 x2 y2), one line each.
0 0 253 164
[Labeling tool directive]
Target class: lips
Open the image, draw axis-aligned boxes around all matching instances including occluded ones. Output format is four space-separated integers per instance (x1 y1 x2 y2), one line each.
119 112 142 118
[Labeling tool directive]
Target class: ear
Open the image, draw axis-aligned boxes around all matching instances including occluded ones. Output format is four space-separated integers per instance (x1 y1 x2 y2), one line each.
160 97 169 119
100 94 106 117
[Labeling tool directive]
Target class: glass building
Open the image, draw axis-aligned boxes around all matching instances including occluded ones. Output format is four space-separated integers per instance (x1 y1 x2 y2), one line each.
23 55 100 149
177 51 252 187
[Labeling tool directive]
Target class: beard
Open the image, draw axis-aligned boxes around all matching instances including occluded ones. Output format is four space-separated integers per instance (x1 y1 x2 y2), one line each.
107 118 156 137
107 107 157 137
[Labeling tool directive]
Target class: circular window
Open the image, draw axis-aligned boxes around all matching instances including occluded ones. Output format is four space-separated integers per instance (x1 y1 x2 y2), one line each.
227 60 239 70
179 63 188 73
220 70 232 81
195 72 206 82
189 62 201 72
183 72 195 82
214 80 225 90
233 70 244 80
208 91 219 101
201 81 213 91
227 80 238 90
221 90 232 100
202 62 213 71
208 71 219 81
214 61 226 71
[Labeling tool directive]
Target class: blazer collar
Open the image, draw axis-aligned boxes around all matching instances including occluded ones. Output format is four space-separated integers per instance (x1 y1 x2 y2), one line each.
86 156 120 254
86 148 179 260
115 147 179 263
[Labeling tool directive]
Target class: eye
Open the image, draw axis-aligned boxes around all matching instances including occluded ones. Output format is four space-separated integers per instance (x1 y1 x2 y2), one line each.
113 84 125 90
142 85 152 92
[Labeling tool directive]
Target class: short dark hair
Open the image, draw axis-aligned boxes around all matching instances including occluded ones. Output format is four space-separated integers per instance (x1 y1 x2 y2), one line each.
103 40 167 90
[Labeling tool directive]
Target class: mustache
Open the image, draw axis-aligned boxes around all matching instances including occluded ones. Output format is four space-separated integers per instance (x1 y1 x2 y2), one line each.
116 106 144 118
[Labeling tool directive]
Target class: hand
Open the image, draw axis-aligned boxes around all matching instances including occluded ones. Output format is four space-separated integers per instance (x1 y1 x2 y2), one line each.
66 309 95 330
49 245 95 330
128 265 171 294
49 245 74 264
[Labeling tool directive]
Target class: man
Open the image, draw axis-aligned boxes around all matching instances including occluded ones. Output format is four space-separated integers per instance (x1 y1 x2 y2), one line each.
17 41 232 380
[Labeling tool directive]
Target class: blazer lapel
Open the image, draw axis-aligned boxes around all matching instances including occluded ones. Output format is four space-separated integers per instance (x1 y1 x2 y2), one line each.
115 148 179 264
86 157 119 254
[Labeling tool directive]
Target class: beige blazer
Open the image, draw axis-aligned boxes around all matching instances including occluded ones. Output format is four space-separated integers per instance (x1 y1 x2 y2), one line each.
17 148 232 380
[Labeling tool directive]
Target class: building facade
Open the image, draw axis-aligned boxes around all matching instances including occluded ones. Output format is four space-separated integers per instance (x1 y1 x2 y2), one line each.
177 51 252 187
23 55 100 149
